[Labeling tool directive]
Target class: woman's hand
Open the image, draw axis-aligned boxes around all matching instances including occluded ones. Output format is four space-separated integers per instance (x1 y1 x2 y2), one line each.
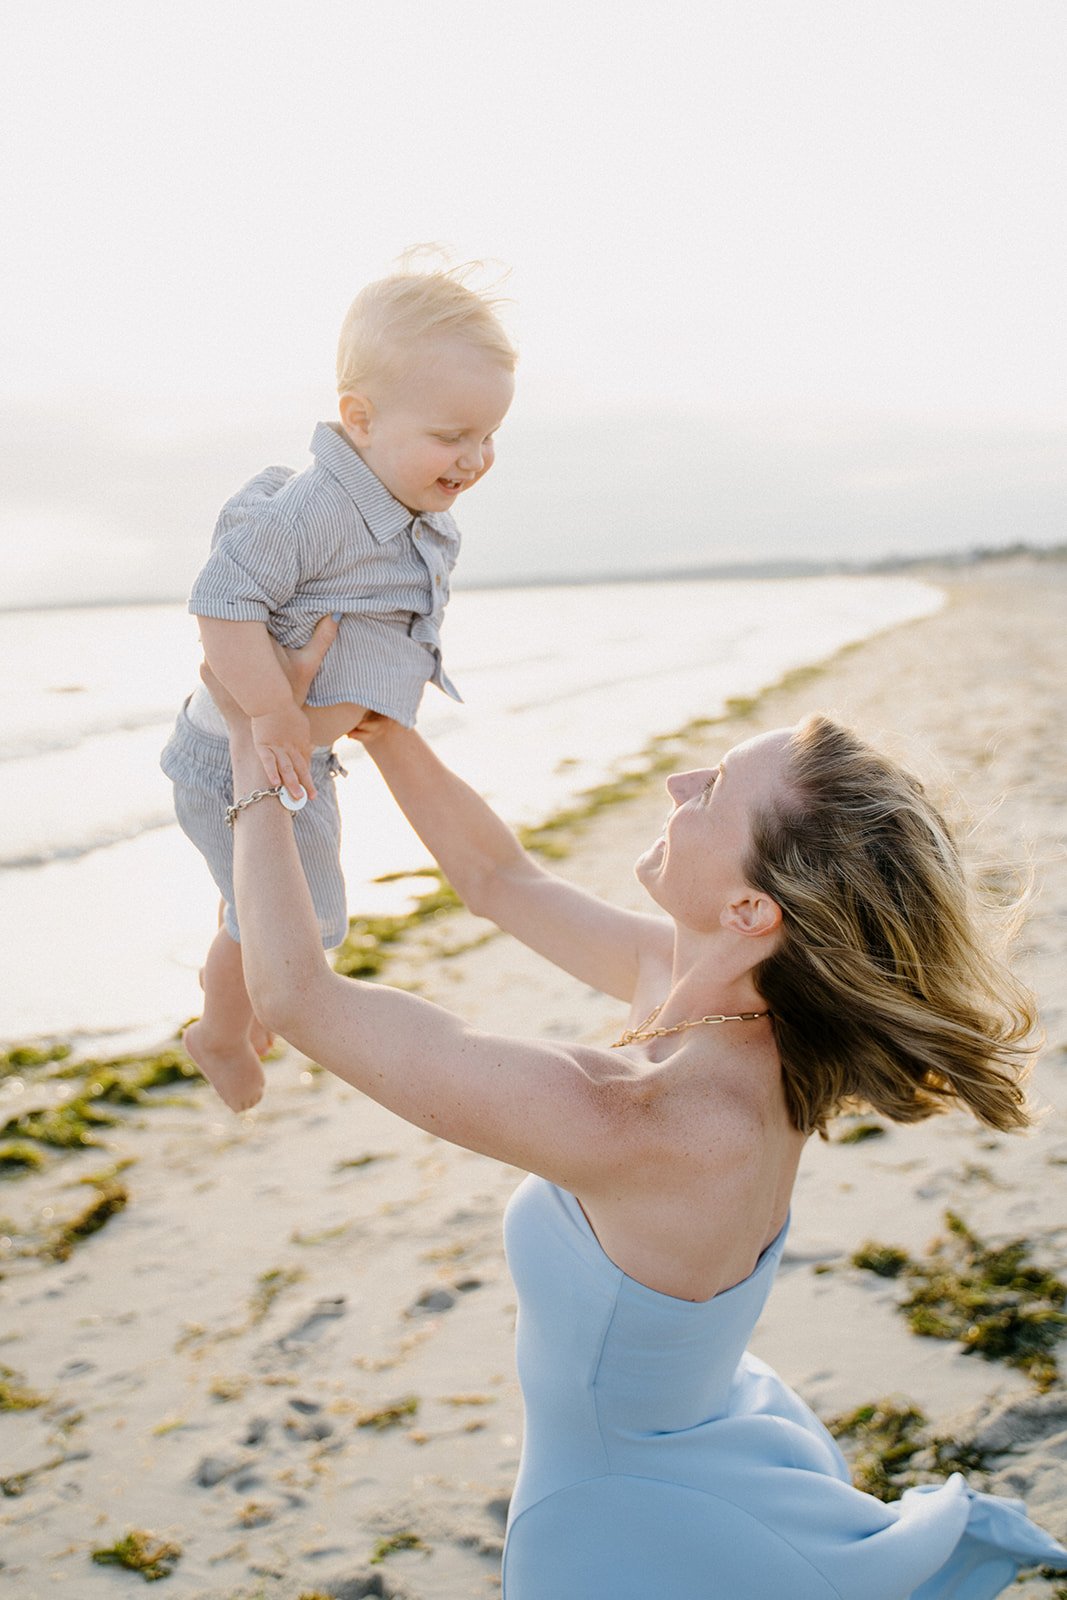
346 709 398 747
201 615 339 800
268 615 339 707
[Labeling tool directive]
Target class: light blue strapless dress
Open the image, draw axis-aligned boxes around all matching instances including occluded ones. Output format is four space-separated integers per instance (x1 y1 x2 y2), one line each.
502 1175 1065 1599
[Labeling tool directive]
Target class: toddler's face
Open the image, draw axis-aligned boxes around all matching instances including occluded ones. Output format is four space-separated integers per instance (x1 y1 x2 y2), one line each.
344 336 514 515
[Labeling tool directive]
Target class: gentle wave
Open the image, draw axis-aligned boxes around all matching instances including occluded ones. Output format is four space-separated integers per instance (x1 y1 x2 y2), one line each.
0 709 181 766
2 815 176 872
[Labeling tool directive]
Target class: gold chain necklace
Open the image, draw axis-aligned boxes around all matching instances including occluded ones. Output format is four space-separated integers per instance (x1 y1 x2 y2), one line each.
611 1002 772 1048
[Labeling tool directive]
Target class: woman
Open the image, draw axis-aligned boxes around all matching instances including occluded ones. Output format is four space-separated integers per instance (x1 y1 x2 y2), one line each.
204 621 1065 1600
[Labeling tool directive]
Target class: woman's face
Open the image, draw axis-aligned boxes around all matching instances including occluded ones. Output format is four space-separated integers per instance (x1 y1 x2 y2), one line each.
635 728 792 931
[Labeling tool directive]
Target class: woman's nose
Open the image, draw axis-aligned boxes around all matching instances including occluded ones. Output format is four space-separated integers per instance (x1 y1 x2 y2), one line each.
666 770 701 804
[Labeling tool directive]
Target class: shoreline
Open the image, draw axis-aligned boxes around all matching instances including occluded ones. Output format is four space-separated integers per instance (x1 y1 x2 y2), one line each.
4 575 944 1060
2 566 941 1052
1 540 1062 616
2 559 1065 1598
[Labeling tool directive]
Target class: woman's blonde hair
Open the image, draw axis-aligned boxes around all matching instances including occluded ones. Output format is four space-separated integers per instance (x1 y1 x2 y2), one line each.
746 715 1037 1137
336 257 517 396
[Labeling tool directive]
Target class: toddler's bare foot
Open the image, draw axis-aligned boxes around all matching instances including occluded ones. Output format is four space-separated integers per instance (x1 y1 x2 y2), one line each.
249 1014 275 1059
183 1021 265 1112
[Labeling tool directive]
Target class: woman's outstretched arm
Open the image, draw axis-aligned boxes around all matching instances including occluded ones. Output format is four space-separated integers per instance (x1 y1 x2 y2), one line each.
357 717 672 1002
224 714 640 1185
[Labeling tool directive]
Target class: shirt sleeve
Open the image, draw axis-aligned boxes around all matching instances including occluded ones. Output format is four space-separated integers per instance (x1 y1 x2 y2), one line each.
189 466 302 621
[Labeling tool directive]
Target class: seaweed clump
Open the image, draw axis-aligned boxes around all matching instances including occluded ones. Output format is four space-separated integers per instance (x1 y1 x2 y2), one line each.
357 1395 419 1431
0 1141 48 1177
835 1121 887 1145
0 1364 47 1411
333 871 462 978
0 1042 70 1077
0 1044 202 1161
851 1243 910 1279
46 1179 128 1262
853 1211 1067 1390
1 1100 118 1150
370 1530 429 1564
827 1397 988 1502
91 1529 182 1581
248 1264 304 1323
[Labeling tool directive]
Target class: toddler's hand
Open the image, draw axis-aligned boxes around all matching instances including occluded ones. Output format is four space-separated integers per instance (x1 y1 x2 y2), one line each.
251 704 316 802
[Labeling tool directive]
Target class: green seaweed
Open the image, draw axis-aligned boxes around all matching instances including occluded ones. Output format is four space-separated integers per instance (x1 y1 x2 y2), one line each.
0 1363 47 1410
333 871 463 978
369 1530 429 1564
0 1099 118 1149
46 1180 128 1261
291 1222 352 1245
835 1121 887 1145
0 1042 71 1076
828 1395 992 1503
0 1141 47 1177
91 1529 182 1580
1 1452 75 1497
248 1265 304 1323
76 1158 135 1186
356 1395 419 1430
827 1398 928 1500
853 1212 1067 1388
516 748 679 860
69 1048 201 1102
851 1243 910 1278
0 1047 201 1167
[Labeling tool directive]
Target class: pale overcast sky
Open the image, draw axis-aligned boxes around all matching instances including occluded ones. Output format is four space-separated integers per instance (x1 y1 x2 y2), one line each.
2 1 1064 600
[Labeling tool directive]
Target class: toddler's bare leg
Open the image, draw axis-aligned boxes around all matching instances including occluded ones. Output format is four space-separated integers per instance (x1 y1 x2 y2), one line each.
201 901 275 1058
184 924 266 1112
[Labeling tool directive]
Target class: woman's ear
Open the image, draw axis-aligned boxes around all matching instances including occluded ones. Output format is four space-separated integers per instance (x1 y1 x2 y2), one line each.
721 891 782 940
339 391 373 446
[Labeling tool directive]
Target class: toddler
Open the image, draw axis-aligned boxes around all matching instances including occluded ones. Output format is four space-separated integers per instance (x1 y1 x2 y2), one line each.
162 267 516 1111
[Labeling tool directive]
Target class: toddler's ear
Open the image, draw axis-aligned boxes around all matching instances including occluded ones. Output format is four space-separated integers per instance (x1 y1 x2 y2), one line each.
339 391 373 445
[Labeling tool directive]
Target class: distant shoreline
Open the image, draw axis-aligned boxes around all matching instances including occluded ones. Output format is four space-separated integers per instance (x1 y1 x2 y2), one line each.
2 540 1063 615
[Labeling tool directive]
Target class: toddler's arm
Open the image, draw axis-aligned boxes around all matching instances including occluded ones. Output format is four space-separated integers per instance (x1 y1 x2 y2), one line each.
198 617 315 800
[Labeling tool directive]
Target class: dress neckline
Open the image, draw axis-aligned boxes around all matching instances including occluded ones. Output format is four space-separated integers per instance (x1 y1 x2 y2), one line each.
552 1180 790 1308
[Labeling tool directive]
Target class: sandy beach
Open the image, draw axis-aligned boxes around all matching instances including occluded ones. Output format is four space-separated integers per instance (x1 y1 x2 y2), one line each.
2 558 1065 1600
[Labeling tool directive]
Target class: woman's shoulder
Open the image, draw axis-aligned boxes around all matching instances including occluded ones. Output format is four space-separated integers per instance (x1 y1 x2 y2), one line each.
569 1033 787 1175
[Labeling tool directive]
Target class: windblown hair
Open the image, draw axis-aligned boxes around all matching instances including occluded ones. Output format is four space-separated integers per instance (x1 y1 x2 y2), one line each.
336 255 517 396
745 716 1037 1137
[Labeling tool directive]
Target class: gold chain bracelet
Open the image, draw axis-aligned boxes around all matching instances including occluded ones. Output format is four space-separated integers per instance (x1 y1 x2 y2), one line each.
225 785 286 828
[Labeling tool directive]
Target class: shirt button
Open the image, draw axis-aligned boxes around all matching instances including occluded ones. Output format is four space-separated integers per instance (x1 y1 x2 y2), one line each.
435 574 441 586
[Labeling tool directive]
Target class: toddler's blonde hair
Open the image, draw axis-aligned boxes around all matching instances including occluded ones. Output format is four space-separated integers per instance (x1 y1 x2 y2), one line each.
336 257 517 396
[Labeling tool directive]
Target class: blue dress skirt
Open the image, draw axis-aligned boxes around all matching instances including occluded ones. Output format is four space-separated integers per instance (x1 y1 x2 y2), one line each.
502 1175 1065 1599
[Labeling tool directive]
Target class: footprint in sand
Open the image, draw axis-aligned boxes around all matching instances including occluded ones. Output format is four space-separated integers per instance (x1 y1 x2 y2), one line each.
277 1295 347 1349
407 1278 484 1316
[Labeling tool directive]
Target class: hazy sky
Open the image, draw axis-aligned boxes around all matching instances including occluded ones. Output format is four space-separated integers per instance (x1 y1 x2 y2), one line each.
2 1 1065 600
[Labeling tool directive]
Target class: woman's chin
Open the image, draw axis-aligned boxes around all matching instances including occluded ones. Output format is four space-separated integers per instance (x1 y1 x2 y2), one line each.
634 837 665 881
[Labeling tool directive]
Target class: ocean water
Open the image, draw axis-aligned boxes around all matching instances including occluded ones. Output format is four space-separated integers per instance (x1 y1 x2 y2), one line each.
0 575 942 1048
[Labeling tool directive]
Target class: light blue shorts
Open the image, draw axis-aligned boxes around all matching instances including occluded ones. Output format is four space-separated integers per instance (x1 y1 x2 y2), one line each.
160 700 349 948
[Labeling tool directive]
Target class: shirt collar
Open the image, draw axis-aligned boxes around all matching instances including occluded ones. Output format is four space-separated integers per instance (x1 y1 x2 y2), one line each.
311 422 458 545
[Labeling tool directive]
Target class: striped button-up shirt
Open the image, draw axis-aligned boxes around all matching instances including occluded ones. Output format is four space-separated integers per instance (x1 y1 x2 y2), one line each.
188 422 461 724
